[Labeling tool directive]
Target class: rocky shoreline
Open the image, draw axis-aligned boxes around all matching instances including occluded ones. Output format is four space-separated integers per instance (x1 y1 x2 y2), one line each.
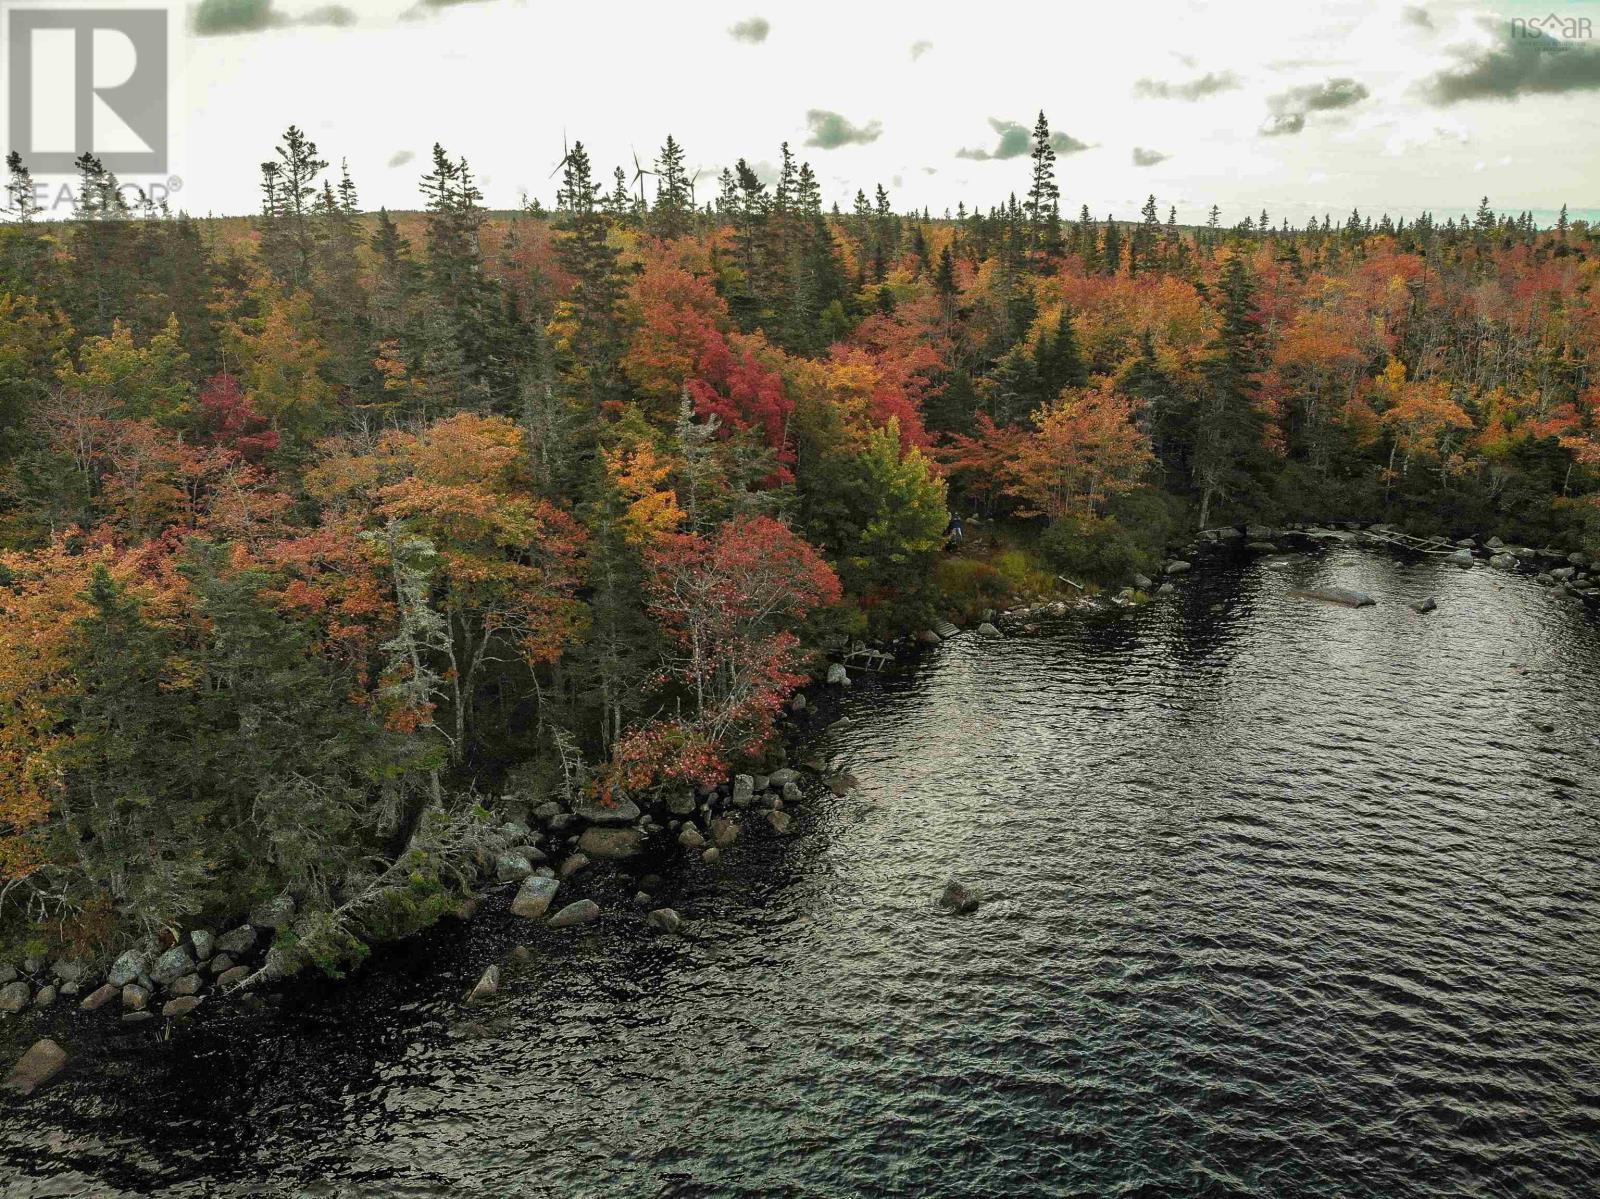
5 522 1595 1096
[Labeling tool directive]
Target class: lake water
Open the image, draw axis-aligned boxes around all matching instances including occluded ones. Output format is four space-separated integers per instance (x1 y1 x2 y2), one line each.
4 547 1599 1197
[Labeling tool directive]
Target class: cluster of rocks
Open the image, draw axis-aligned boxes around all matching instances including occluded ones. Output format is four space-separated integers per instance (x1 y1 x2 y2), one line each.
0 908 287 1037
1455 536 1598 600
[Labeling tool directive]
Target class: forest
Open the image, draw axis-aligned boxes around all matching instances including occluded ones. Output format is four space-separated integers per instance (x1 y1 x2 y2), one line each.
1 112 1597 970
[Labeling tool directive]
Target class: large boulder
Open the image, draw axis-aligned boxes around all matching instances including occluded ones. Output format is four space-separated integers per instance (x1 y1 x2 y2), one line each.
107 949 150 988
1165 560 1192 576
494 852 535 883
548 899 601 929
1447 548 1474 567
510 875 561 920
170 974 203 997
1490 553 1517 571
577 826 644 861
0 980 30 1013
249 895 296 930
826 663 850 687
573 794 641 826
977 622 1001 638
216 925 257 957
767 768 799 789
150 946 196 987
3 1039 67 1096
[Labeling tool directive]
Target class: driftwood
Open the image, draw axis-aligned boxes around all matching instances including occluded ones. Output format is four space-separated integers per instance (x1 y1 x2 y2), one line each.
1358 528 1457 555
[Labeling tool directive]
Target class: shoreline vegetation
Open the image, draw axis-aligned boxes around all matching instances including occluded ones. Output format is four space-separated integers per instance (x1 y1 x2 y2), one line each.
2 117 1599 1090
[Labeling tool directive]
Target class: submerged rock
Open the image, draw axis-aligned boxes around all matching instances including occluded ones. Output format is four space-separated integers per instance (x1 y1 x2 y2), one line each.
709 817 740 848
1411 596 1438 614
464 965 499 1005
767 810 793 835
548 899 601 929
646 908 683 935
1292 587 1375 608
3 1039 67 1096
938 880 982 915
510 875 561 920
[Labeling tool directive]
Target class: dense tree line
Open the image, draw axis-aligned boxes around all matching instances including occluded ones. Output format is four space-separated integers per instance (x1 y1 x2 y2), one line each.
0 118 1596 965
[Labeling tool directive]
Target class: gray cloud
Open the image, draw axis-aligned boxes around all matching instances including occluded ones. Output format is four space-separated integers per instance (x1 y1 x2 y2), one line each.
193 0 354 35
1051 131 1090 154
1260 112 1307 137
1132 70 1243 100
1421 17 1600 104
805 109 883 149
1259 75 1370 135
1132 147 1169 167
729 16 771 43
955 117 1031 160
911 39 933 61
388 150 415 169
1402 5 1432 30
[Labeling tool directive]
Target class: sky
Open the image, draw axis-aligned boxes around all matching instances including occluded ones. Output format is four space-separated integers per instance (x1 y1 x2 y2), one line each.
18 0 1600 223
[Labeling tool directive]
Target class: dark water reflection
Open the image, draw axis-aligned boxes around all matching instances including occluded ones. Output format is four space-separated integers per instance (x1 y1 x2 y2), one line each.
4 548 1600 1197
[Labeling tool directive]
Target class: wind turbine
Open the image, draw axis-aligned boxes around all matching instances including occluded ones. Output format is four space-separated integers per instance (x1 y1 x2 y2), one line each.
630 148 657 210
548 131 575 180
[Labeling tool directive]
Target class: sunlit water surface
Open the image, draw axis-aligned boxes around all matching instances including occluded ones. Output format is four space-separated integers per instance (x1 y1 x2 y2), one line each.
3 548 1600 1197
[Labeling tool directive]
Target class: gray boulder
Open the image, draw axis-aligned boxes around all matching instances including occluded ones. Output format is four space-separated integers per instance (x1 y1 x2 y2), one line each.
1490 553 1517 571
1486 536 1505 549
51 958 90 985
767 768 800 789
0 981 30 1013
3 1039 67 1096
122 984 150 1011
216 926 257 956
1410 596 1438 615
789 691 808 712
977 622 1001 637
151 946 196 987
665 790 697 817
678 824 707 850
32 985 56 1008
510 875 561 920
573 794 642 826
1165 560 1192 576
826 663 850 686
495 852 535 883
548 899 601 929
0 965 14 986
577 826 644 861
702 847 721 865
731 774 755 807
1447 548 1474 567
209 954 235 976
107 949 149 988
249 894 296 930
170 974 203 997
1133 574 1153 590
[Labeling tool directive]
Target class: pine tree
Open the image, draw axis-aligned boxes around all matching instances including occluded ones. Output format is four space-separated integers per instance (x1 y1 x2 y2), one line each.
1194 254 1268 527
651 135 693 239
257 126 327 290
1025 111 1062 257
